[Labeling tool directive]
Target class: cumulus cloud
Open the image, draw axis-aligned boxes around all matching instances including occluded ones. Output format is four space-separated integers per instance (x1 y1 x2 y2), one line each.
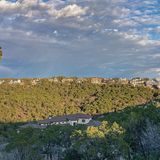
0 0 160 78
0 0 20 11
48 4 88 18
0 0 88 18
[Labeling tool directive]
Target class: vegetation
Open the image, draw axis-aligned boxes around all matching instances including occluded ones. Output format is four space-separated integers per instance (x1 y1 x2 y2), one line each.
0 78 160 159
1 102 160 159
0 79 159 122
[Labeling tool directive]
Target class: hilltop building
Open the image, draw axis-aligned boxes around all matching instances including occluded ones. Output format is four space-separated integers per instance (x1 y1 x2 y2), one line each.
130 78 145 87
90 77 103 84
9 79 21 85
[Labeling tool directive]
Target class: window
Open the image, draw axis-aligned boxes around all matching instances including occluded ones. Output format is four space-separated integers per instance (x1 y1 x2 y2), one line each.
82 119 86 123
73 122 76 126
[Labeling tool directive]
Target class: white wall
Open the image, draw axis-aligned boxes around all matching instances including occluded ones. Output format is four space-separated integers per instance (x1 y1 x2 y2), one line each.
69 120 78 126
40 118 92 126
78 118 91 124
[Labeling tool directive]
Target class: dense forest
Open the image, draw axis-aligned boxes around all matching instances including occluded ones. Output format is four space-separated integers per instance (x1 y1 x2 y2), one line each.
0 78 160 159
1 101 160 159
0 78 159 122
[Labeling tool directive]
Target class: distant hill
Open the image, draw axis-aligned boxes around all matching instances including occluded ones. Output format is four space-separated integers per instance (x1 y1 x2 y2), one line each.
0 77 159 122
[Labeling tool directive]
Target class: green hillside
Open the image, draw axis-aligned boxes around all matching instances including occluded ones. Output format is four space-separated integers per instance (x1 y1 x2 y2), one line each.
0 78 159 122
1 101 160 159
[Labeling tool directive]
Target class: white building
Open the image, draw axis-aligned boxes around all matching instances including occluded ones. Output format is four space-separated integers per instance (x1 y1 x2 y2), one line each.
31 79 40 85
130 78 145 87
38 114 92 126
9 79 21 84
0 80 5 85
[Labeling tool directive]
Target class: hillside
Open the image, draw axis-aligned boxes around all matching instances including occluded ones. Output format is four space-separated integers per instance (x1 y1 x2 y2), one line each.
1 101 160 159
0 77 159 122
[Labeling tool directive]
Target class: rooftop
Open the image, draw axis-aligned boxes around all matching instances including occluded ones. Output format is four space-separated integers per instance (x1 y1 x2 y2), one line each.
38 113 92 124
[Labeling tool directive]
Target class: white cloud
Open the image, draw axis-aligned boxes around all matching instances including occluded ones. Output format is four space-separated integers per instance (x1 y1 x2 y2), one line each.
0 0 20 11
48 4 88 18
150 54 160 59
111 7 131 17
0 0 88 19
147 68 160 76
113 19 138 26
0 0 160 78
0 27 66 45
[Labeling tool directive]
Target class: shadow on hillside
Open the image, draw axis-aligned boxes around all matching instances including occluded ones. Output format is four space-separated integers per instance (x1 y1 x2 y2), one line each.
0 99 159 131
94 100 160 126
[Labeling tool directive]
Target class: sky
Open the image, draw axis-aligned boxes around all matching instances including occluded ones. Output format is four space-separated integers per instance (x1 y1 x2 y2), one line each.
0 0 160 78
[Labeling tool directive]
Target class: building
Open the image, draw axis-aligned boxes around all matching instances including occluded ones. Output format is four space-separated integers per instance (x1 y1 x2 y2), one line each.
90 77 103 84
31 79 40 85
52 77 59 83
145 79 160 89
102 78 115 84
0 80 4 85
130 78 145 87
118 78 129 84
38 113 92 126
61 78 74 83
76 78 87 83
9 79 21 85
20 114 101 129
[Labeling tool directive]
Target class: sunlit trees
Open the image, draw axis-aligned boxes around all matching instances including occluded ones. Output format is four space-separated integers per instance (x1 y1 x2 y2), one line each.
70 121 128 160
0 80 158 122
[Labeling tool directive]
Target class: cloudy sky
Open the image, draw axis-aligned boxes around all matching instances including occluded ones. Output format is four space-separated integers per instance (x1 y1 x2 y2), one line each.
0 0 160 78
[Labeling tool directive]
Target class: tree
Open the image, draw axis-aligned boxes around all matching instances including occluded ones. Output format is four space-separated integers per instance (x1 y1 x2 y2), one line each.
0 47 2 61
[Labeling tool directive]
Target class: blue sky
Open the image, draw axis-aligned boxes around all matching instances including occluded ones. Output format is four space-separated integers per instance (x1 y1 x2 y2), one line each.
0 0 160 78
